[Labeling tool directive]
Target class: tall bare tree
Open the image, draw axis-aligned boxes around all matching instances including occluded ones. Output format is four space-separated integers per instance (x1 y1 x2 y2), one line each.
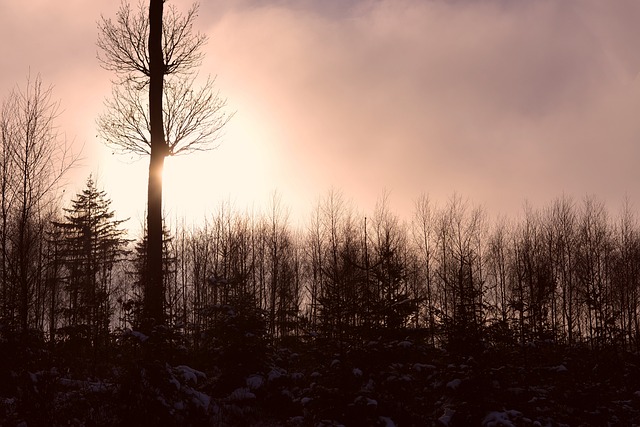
97 0 230 327
0 75 75 334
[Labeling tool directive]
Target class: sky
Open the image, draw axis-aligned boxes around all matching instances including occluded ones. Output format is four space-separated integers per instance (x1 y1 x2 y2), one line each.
2 0 640 231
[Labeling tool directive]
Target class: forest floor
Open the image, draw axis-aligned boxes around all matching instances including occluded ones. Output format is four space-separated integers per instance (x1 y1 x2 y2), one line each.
2 333 640 426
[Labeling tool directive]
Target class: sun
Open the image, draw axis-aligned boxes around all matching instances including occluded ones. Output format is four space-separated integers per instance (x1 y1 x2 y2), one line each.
162 154 216 222
96 97 286 232
161 112 281 224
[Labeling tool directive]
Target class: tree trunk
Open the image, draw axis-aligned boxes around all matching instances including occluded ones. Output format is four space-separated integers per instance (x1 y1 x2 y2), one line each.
145 0 166 327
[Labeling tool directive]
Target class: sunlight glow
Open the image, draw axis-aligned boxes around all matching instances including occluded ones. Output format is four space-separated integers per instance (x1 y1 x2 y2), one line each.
99 103 283 235
162 108 279 223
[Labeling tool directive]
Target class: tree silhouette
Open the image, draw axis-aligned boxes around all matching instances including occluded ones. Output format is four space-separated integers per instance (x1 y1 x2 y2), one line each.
0 75 75 335
126 224 176 330
97 0 230 328
54 175 129 350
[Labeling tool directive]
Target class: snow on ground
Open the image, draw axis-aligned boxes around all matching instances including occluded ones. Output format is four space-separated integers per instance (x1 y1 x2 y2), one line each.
446 378 462 389
438 408 455 426
482 410 523 427
188 388 212 409
174 365 206 385
413 363 436 372
246 374 264 390
379 415 396 426
268 367 287 382
58 378 114 393
228 387 256 402
122 328 149 342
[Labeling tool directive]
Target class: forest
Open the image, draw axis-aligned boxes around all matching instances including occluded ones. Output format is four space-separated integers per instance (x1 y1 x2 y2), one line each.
2 144 640 425
3 0 640 425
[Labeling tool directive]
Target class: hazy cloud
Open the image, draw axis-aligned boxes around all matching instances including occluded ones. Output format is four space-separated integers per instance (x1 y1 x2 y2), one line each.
207 0 640 216
2 0 640 223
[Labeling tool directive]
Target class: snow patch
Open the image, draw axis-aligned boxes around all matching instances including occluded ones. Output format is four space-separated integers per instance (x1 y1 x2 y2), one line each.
379 416 396 426
413 363 436 372
361 378 375 393
446 378 462 390
189 389 211 409
124 328 149 343
289 415 305 425
482 410 522 427
228 387 256 401
438 408 455 425
58 378 113 392
246 374 264 390
168 375 181 390
174 365 206 385
268 367 287 382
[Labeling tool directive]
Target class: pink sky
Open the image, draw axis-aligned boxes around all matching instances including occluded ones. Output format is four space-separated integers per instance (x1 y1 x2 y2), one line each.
2 0 640 228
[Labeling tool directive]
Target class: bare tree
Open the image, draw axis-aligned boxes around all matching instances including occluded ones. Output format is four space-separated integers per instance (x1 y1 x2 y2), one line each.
0 75 75 334
612 197 640 350
97 0 230 327
370 191 411 330
434 195 486 351
545 196 578 345
412 193 436 342
575 196 613 347
0 91 17 322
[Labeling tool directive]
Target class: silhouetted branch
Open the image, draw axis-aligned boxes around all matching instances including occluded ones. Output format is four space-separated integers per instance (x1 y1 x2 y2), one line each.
96 75 231 157
97 1 207 83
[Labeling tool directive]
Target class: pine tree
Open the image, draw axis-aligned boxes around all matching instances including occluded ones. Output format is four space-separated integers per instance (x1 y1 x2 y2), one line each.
126 225 177 329
54 175 129 351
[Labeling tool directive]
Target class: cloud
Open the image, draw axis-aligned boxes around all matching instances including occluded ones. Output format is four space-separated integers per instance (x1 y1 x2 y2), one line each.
2 0 640 223
207 0 640 217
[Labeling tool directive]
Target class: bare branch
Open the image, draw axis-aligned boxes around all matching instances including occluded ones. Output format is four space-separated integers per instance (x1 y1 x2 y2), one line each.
97 1 207 82
96 74 232 157
164 75 232 155
97 80 152 156
97 1 150 80
97 1 227 159
4 74 79 214
162 3 207 75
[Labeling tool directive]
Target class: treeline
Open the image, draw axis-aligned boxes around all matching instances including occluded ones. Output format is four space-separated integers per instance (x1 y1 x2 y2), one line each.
4 146 640 359
152 190 640 354
3 79 640 357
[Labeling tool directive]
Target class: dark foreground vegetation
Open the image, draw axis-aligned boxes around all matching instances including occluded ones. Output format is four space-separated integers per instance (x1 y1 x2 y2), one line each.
3 175 640 424
2 325 640 426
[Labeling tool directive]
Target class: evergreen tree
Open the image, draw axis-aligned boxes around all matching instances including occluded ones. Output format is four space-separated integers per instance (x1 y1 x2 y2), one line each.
126 225 177 329
54 175 129 350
